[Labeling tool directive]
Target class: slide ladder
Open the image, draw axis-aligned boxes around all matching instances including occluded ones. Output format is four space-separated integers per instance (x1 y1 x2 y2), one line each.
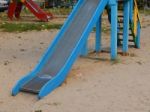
117 0 141 48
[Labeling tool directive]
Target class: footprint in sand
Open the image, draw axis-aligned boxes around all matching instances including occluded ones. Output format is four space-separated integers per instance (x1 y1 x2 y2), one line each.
20 49 27 52
40 42 44 45
4 60 10 66
12 56 17 59
17 36 22 39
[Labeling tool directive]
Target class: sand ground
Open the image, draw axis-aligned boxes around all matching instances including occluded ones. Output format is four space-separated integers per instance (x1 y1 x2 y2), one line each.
0 15 150 112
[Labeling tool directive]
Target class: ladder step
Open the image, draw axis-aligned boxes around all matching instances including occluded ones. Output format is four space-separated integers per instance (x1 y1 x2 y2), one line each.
118 39 135 42
118 27 123 29
129 33 133 36
118 20 123 23
118 33 123 35
118 15 123 18
118 33 134 36
118 27 132 30
118 8 123 10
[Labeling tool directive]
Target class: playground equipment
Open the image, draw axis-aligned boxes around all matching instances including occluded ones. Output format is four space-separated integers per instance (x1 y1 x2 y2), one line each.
117 0 141 50
12 0 141 99
8 0 53 22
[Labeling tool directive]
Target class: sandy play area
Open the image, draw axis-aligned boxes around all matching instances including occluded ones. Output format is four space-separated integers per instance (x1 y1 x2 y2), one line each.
0 14 150 112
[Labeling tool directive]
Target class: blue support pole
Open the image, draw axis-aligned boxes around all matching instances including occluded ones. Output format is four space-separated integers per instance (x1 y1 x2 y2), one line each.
80 40 88 56
95 15 102 52
123 0 130 53
136 21 141 48
110 2 118 60
129 0 133 21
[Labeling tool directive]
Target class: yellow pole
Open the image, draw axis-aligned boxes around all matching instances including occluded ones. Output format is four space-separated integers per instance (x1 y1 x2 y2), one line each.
133 6 137 35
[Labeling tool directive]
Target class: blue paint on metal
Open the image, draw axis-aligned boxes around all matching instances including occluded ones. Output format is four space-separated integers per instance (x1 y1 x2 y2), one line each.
136 21 141 48
95 15 102 52
38 0 109 99
123 0 130 53
110 1 117 60
80 40 88 56
12 0 109 98
109 0 116 5
12 0 141 99
12 0 84 96
129 0 133 21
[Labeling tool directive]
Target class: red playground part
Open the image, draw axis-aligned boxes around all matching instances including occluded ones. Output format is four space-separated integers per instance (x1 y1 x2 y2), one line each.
15 2 23 19
8 2 17 20
8 0 53 22
24 0 52 21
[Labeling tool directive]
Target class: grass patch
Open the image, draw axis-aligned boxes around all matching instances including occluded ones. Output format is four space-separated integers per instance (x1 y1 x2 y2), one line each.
144 9 150 15
20 7 72 16
46 7 72 15
111 58 121 65
35 110 42 112
0 22 110 33
0 12 7 20
139 9 150 15
0 22 62 32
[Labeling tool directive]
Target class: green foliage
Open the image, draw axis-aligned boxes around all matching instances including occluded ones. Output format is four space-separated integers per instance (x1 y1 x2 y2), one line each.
111 57 121 65
46 8 72 15
144 9 150 15
0 22 62 32
34 110 42 112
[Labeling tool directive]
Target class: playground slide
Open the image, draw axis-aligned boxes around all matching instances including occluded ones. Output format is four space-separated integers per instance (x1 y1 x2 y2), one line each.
23 0 52 21
12 0 108 99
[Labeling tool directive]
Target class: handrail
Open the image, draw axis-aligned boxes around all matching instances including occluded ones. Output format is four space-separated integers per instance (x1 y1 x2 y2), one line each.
134 0 140 22
134 0 141 24
133 0 141 34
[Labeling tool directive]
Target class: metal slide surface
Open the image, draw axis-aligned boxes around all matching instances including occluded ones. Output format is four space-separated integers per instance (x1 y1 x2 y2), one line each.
21 0 101 94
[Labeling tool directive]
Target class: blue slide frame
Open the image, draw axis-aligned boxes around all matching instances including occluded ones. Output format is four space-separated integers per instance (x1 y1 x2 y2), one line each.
12 0 117 99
